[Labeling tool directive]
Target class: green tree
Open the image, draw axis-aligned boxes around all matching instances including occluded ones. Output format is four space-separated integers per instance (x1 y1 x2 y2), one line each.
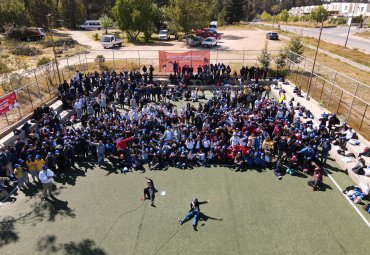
112 0 155 41
260 11 272 22
275 49 287 70
258 40 272 68
279 9 289 24
309 6 329 25
58 0 86 28
27 0 57 28
271 4 281 27
286 35 304 63
167 0 210 35
99 14 114 34
0 0 32 30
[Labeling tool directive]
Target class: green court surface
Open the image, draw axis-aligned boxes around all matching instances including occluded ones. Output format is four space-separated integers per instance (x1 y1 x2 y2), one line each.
0 159 369 255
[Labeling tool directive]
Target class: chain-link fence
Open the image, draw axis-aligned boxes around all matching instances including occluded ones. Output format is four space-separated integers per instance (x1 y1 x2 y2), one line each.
286 51 370 140
0 54 87 134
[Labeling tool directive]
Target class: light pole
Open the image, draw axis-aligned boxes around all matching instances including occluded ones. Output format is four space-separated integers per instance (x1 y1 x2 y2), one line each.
306 18 324 100
344 3 357 47
46 14 62 85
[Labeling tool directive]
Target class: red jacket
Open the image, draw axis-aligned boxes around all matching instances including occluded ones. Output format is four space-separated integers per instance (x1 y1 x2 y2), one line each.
116 136 134 150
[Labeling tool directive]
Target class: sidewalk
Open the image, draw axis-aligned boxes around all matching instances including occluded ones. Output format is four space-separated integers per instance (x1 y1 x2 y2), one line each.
272 81 370 186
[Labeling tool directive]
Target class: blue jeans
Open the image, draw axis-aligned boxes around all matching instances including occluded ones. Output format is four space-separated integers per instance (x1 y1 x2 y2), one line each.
181 210 199 226
97 153 104 166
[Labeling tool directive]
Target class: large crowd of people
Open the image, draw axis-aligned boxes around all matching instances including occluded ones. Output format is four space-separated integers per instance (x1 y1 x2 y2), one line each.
0 64 369 209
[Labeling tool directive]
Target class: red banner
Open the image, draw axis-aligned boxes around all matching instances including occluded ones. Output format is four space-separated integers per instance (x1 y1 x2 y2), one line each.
159 51 210 73
0 92 17 115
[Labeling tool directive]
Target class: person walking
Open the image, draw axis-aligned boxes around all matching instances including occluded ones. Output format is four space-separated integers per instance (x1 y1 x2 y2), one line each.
179 198 209 231
39 165 54 200
143 177 155 207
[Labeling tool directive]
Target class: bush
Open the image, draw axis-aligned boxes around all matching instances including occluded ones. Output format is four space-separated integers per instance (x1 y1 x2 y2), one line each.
4 27 39 40
92 33 100 41
10 45 42 56
0 61 11 75
41 37 77 48
95 55 106 69
37 57 52 67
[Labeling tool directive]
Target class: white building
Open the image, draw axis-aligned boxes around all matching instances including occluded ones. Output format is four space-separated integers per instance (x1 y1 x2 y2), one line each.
288 2 370 18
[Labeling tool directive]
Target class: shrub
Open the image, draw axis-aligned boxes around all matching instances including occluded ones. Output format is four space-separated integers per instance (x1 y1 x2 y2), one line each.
95 55 106 69
11 45 42 56
92 33 100 41
4 27 39 40
41 37 77 48
37 57 52 67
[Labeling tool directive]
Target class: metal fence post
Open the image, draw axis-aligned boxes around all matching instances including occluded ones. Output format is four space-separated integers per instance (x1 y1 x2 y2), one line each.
78 53 82 71
347 82 360 122
45 77 51 98
327 82 334 108
84 52 88 71
112 50 116 70
336 90 344 114
242 50 245 66
320 80 325 100
359 105 368 131
26 86 34 110
66 56 72 78
138 50 141 68
33 70 43 102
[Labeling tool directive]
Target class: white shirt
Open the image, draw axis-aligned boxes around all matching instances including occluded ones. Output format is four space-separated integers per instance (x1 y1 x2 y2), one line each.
39 169 54 184
203 139 210 148
186 139 194 150
230 136 240 146
345 129 353 140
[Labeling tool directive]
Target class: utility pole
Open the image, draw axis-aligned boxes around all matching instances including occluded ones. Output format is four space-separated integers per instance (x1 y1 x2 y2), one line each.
46 14 62 85
344 3 357 47
306 19 324 100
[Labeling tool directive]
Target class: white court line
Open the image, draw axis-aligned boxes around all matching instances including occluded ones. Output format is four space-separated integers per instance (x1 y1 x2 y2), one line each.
324 169 370 229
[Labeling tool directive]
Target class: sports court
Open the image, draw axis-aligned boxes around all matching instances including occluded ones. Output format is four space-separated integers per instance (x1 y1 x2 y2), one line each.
1 157 369 255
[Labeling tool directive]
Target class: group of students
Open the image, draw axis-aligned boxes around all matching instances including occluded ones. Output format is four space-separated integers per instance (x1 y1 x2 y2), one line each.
0 66 368 207
169 62 269 86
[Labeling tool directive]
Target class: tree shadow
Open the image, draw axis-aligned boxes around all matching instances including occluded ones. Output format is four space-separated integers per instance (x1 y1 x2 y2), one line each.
55 168 86 186
37 235 107 255
0 218 19 248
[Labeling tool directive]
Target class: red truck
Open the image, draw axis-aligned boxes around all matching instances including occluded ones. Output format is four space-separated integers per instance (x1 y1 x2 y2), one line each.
195 28 222 40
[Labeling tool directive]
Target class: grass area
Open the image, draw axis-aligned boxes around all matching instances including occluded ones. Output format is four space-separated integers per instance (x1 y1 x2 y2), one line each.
303 46 370 95
218 24 256 30
353 31 370 39
262 21 337 29
299 35 370 68
254 23 370 68
0 30 87 74
0 157 369 255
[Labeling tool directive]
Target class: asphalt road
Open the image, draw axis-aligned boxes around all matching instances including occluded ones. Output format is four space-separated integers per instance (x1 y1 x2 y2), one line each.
263 23 370 53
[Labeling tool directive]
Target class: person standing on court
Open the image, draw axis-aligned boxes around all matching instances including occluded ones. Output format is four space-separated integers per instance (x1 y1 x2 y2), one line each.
143 177 155 207
90 139 105 167
39 165 54 200
179 198 209 231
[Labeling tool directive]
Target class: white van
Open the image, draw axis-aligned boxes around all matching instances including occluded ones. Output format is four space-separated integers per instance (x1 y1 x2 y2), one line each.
80 20 102 30
209 21 218 32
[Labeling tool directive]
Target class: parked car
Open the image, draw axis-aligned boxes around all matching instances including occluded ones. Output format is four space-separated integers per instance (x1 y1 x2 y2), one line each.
101 35 123 48
209 21 218 32
202 37 217 47
266 32 279 40
190 36 204 47
158 29 170 40
196 28 222 40
80 20 102 30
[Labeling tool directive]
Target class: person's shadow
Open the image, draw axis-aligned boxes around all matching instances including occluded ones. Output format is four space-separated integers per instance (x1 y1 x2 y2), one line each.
198 212 223 226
